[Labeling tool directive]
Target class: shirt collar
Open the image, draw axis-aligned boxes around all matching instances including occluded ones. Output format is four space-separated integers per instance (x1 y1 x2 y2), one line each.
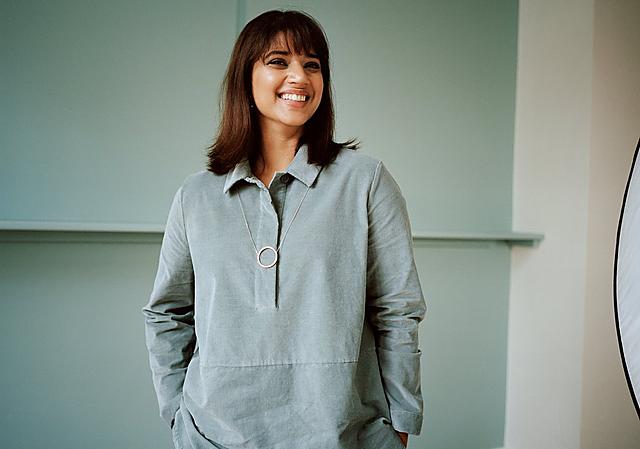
223 143 321 194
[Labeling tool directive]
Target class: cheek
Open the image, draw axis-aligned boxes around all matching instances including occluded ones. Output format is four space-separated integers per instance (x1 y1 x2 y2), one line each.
252 71 278 100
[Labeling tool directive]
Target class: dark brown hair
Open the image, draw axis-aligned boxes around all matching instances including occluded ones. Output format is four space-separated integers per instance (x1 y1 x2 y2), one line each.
206 9 359 174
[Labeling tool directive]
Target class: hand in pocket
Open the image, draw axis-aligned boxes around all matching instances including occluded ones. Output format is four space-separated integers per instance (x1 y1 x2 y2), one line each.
395 431 408 447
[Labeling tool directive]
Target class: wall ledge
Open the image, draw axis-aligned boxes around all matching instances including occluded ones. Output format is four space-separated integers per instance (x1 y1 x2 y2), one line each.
0 221 543 245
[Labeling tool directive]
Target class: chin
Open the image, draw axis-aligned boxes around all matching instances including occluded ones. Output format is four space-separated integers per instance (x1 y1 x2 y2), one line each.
279 117 311 128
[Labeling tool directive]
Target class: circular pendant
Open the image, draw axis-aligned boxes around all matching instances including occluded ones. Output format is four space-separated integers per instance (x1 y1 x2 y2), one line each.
257 245 278 269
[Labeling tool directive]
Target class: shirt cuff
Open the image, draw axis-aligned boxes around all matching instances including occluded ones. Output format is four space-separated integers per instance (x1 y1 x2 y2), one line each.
390 408 423 435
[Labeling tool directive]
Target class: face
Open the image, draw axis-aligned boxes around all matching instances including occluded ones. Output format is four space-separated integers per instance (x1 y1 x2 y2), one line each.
251 33 324 134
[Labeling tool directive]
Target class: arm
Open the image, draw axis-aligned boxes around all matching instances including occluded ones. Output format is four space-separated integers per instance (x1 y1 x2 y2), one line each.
366 161 427 436
141 185 196 429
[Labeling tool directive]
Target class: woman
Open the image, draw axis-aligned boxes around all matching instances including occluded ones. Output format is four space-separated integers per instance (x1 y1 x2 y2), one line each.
142 9 426 449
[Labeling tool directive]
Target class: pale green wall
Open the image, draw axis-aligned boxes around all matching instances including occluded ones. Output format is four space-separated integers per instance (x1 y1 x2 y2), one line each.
1 0 517 233
1 1 518 448
1 0 236 223
0 241 168 449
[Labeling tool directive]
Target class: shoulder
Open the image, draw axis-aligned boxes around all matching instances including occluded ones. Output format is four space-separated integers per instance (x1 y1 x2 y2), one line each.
330 147 384 182
331 147 400 190
333 147 380 170
166 170 226 211
178 169 223 196
332 149 406 207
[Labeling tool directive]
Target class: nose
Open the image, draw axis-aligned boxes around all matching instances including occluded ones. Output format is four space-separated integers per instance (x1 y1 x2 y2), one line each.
286 61 308 84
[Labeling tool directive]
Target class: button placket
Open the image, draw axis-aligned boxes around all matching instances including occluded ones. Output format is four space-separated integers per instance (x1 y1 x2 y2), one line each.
270 173 289 218
254 187 280 310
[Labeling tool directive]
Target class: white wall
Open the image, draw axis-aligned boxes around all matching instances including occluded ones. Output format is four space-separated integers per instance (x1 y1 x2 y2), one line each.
506 0 593 447
505 0 640 448
580 0 640 447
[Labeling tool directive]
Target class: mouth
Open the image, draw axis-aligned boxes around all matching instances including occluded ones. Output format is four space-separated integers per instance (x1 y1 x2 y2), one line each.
277 92 310 103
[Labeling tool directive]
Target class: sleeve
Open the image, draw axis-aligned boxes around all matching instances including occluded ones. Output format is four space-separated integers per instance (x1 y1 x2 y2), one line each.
366 160 427 435
141 185 196 429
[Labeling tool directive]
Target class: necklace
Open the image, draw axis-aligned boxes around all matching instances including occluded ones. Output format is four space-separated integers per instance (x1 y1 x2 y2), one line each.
237 177 313 269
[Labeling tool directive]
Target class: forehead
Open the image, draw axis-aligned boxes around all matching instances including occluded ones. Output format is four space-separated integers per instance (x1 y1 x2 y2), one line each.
263 32 318 58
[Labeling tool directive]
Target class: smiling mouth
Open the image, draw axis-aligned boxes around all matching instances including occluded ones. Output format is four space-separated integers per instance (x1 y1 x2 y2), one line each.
278 93 309 102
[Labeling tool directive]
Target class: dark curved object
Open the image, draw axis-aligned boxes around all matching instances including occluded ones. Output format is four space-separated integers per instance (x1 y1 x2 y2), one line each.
614 136 640 421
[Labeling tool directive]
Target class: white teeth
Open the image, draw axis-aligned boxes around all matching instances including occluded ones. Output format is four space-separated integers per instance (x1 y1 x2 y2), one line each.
280 93 307 102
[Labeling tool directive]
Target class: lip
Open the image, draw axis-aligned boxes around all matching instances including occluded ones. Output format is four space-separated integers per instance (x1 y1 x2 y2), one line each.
278 89 310 96
278 96 308 109
277 91 311 108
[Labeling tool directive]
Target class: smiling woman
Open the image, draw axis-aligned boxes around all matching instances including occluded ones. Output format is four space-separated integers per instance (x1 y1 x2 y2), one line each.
142 9 426 449
249 39 325 187
204 9 359 180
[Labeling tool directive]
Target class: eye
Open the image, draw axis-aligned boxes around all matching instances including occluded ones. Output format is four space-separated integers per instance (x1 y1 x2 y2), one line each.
305 62 321 70
267 58 287 66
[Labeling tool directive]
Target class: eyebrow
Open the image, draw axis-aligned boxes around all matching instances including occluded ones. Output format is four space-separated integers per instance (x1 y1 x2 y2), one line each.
263 49 320 60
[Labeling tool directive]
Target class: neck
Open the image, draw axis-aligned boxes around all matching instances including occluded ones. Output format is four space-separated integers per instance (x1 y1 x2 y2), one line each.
254 121 303 175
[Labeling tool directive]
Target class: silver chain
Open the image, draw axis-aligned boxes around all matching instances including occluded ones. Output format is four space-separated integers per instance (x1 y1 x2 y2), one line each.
237 177 313 268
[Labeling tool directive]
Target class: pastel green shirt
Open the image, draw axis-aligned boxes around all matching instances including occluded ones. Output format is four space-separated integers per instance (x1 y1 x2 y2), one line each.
142 144 427 449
